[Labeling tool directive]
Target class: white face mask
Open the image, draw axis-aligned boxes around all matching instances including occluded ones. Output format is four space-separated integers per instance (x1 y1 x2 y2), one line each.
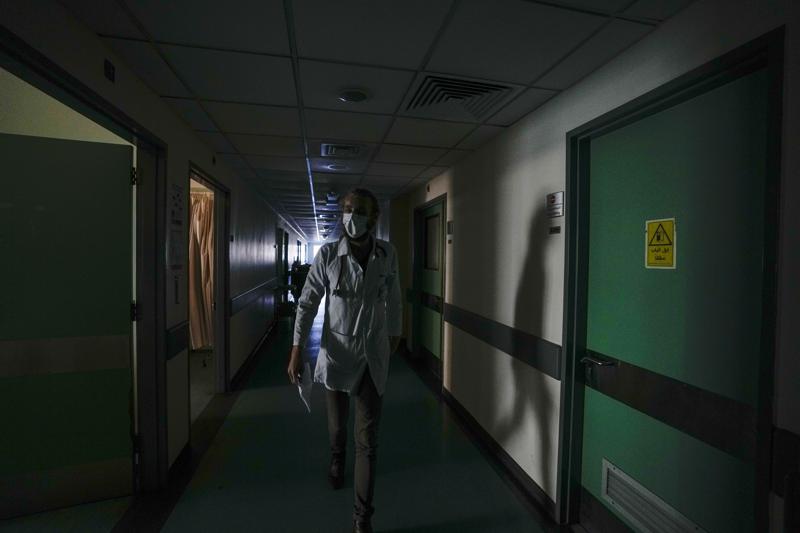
342 212 370 239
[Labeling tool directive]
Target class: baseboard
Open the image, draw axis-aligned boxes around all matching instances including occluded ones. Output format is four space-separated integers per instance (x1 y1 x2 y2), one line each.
114 318 281 533
400 350 561 528
441 387 558 521
230 318 277 390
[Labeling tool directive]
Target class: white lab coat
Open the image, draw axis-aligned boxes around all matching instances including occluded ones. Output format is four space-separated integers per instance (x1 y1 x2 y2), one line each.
293 236 402 396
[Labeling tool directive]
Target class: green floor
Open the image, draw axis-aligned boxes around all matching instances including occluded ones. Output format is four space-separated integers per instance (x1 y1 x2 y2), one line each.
1 318 550 532
162 319 547 532
0 497 130 533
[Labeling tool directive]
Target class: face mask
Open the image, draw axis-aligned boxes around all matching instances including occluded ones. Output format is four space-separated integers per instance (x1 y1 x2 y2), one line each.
343 212 369 239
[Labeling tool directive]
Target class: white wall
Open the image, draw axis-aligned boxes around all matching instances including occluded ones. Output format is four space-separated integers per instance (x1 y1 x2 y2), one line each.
0 0 306 466
0 66 129 145
392 0 799 519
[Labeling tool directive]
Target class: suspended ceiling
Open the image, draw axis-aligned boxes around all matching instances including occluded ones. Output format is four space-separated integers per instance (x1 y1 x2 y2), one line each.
59 0 693 241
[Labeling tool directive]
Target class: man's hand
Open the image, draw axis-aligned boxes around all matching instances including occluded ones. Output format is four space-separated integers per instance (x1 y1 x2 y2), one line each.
389 336 401 355
287 345 302 384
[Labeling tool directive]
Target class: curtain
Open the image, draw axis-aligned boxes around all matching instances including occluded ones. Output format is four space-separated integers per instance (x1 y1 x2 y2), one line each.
189 192 214 350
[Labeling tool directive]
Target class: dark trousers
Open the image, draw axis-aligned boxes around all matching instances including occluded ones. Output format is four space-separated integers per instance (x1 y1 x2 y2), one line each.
326 369 384 522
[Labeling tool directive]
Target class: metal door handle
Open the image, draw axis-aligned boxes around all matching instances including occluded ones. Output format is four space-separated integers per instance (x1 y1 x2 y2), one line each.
581 355 616 367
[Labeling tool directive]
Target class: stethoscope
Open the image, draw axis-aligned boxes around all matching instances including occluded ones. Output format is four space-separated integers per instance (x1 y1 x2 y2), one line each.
331 239 388 298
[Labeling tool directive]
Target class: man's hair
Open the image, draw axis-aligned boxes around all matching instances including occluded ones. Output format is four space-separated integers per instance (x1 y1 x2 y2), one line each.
341 188 380 216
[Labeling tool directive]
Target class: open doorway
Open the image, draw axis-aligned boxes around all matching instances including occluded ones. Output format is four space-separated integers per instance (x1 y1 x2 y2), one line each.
188 175 218 423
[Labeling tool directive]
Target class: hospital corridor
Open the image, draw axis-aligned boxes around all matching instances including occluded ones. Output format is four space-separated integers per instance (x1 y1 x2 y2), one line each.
0 0 798 532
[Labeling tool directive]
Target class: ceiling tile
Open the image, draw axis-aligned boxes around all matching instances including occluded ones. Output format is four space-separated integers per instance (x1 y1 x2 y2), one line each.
299 60 414 114
536 19 653 89
457 125 505 150
545 0 633 13
204 102 301 136
366 162 427 177
304 110 392 142
362 176 410 189
228 134 304 157
196 131 235 153
418 166 449 179
487 88 558 126
427 0 606 84
293 0 453 69
245 155 307 172
162 97 217 130
622 0 694 22
162 45 296 105
217 153 249 169
60 0 144 38
313 173 362 185
124 0 289 54
103 38 189 97
385 118 474 148
310 158 368 174
435 149 472 166
375 144 447 165
255 170 307 182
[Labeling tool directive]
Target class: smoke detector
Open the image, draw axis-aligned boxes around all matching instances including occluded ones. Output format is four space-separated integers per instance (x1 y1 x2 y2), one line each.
338 88 370 103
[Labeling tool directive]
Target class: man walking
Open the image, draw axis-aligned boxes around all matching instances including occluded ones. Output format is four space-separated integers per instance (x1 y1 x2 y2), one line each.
287 188 402 533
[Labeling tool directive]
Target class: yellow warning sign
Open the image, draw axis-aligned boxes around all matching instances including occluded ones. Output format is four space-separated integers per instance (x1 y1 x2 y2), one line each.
645 218 676 269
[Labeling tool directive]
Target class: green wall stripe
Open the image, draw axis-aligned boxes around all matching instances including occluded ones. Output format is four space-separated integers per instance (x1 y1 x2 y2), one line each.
230 278 278 316
444 303 562 380
585 349 757 462
0 335 129 377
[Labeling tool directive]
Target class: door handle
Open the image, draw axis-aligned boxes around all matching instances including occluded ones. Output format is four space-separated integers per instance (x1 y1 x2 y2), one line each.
580 355 616 367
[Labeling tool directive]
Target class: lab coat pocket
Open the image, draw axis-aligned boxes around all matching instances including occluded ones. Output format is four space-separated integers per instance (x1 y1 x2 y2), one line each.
325 329 356 371
328 293 356 335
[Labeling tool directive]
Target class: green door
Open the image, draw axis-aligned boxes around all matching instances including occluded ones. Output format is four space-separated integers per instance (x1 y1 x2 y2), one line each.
579 69 769 532
413 201 445 372
0 133 134 517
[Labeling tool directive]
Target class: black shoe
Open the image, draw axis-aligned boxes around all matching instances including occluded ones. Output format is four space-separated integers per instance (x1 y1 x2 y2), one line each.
328 456 344 490
353 520 373 533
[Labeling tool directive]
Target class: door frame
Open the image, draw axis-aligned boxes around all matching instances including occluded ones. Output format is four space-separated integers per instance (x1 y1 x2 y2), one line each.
188 164 232 396
0 25 172 493
556 28 784 528
411 193 447 381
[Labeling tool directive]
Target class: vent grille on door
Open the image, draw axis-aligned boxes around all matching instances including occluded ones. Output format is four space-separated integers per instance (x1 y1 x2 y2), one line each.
601 459 706 533
404 75 518 122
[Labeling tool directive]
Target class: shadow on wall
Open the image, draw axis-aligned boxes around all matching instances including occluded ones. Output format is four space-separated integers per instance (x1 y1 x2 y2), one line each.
490 204 555 494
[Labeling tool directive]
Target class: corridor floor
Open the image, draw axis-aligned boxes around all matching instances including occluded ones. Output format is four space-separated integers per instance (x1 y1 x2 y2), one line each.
161 318 553 532
1 317 555 533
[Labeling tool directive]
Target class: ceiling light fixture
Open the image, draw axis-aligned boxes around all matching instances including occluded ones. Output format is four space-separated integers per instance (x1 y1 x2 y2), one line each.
338 88 370 103
326 163 348 171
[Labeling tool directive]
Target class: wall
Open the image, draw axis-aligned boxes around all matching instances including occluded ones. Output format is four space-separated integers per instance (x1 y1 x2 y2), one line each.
0 66 128 145
391 0 799 521
0 0 306 467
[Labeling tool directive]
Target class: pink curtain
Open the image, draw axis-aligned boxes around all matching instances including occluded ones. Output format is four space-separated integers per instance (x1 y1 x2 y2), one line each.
189 192 214 350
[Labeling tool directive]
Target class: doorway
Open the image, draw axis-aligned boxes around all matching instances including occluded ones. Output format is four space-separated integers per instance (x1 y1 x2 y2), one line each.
0 61 138 517
411 195 446 381
187 171 228 422
560 31 782 532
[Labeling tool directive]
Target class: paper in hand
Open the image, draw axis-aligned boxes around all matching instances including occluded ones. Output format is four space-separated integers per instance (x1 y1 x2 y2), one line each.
297 362 312 413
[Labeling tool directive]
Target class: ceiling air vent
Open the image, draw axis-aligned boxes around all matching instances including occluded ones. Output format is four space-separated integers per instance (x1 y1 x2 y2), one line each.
321 143 360 158
404 74 519 122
